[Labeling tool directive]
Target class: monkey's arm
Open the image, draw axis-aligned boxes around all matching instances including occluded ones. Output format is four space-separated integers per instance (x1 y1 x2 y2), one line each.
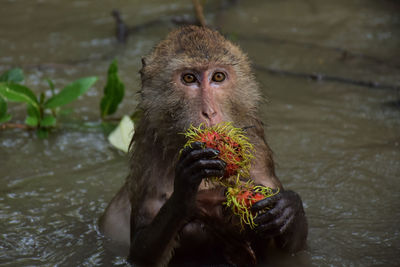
128 142 226 265
249 156 308 252
246 125 308 252
128 193 188 265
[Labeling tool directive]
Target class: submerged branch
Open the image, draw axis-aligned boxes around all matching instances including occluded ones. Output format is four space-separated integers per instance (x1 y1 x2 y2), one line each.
112 9 129 43
0 123 33 130
254 65 400 91
238 34 400 70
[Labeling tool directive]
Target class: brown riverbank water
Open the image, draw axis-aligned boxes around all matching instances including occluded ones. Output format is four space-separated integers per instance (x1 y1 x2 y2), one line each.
0 0 399 266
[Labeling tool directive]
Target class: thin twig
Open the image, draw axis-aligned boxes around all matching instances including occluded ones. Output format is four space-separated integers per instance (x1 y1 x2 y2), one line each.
0 123 33 130
192 0 207 27
112 9 129 43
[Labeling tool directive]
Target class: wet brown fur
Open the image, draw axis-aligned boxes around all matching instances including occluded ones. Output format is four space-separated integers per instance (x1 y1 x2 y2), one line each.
107 26 282 266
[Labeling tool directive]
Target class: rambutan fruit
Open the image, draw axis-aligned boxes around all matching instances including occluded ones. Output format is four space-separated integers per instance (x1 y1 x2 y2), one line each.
182 122 254 180
182 122 278 230
225 185 279 229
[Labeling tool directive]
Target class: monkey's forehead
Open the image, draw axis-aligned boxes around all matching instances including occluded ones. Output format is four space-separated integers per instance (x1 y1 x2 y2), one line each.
165 55 240 71
148 26 249 67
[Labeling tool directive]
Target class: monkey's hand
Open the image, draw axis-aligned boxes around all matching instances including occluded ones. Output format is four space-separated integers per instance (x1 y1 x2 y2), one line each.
250 190 308 253
174 142 226 212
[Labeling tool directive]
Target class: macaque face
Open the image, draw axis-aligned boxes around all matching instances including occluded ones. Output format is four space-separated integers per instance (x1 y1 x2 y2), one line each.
172 65 237 127
139 26 261 134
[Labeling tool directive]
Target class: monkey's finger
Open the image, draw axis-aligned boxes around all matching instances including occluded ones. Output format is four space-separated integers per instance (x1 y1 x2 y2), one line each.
253 203 289 227
180 159 226 179
251 191 281 213
188 159 226 175
179 141 205 159
176 148 220 175
190 168 225 184
254 208 292 236
179 146 219 163
279 213 295 234
253 204 282 226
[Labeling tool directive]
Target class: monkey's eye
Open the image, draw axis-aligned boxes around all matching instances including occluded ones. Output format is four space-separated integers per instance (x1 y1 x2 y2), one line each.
212 72 226 82
182 73 197 84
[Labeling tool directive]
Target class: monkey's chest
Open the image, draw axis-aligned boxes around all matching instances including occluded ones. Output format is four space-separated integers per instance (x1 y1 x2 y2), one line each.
174 219 256 266
173 186 257 265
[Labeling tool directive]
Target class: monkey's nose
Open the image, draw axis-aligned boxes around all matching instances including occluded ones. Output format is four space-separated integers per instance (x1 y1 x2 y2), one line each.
202 111 217 120
201 110 221 126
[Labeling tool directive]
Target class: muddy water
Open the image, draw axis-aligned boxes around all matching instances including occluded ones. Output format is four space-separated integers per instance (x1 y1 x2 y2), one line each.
1 0 399 266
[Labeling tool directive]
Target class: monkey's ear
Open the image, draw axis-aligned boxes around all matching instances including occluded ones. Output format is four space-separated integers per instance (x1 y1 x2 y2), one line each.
141 57 147 68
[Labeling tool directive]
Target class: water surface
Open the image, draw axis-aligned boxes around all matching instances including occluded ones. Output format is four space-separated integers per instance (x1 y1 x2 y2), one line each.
1 0 399 266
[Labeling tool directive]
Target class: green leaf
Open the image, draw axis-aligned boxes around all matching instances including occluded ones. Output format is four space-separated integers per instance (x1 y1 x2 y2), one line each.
58 108 73 116
0 83 39 109
39 92 45 105
46 78 56 97
25 104 40 127
0 96 11 123
0 113 11 123
0 95 8 117
27 103 40 118
40 115 56 127
25 116 39 126
0 68 24 83
100 60 125 118
46 78 55 91
37 128 49 139
44 76 98 109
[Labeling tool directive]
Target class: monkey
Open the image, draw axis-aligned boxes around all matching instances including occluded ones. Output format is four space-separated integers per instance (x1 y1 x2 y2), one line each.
99 25 308 266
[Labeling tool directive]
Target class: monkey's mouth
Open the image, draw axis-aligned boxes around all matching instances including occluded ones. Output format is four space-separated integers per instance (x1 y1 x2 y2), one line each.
197 120 225 128
199 117 225 128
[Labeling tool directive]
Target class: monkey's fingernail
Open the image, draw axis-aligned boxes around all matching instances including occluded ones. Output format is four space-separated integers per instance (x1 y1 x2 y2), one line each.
211 149 220 155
